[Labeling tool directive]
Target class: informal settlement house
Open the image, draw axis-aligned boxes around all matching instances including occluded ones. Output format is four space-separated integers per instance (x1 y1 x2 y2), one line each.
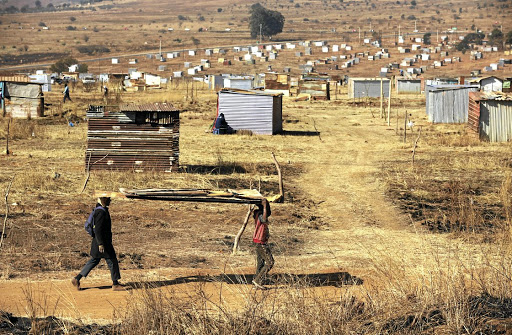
217 89 282 135
0 80 44 118
348 78 390 98
395 77 422 94
469 76 503 93
468 92 512 142
86 103 180 172
425 85 479 123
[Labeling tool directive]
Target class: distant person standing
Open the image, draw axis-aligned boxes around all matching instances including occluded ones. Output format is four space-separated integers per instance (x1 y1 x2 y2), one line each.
103 85 109 103
252 198 274 290
72 197 125 291
63 83 72 103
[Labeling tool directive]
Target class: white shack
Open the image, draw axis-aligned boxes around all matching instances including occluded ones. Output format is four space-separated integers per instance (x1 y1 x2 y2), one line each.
216 89 283 135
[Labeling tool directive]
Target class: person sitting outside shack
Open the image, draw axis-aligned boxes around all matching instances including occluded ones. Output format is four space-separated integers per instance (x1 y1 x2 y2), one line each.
213 113 234 134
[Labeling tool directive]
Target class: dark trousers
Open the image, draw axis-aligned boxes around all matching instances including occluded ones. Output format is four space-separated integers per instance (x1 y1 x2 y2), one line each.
63 93 71 103
254 243 274 285
79 257 121 282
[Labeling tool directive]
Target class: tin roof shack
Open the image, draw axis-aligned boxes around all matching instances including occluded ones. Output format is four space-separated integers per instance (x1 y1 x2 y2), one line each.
217 89 282 135
85 103 180 172
264 73 290 96
396 77 422 94
223 76 255 90
299 77 330 100
425 85 479 123
348 78 390 98
469 76 503 93
1 81 44 118
468 92 512 142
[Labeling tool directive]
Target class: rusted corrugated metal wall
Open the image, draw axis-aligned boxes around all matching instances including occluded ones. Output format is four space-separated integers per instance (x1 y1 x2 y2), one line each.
85 103 179 172
467 92 480 134
299 80 330 100
265 73 290 90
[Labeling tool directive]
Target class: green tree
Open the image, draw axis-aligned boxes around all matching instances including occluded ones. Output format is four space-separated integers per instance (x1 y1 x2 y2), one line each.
49 56 79 73
35 0 41 8
77 64 88 73
249 3 285 40
489 28 503 47
506 30 512 45
423 32 431 45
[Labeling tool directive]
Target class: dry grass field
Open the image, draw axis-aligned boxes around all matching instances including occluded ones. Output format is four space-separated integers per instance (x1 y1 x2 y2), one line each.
0 79 512 333
1 0 512 334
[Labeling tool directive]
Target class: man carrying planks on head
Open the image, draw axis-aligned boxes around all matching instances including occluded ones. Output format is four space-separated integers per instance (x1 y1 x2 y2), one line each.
252 198 274 290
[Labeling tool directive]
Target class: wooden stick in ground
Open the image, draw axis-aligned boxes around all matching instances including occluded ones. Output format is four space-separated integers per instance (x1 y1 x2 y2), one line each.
412 126 422 165
5 118 11 155
271 152 284 203
403 110 408 143
387 78 392 126
380 78 383 118
0 175 15 249
232 205 254 255
81 152 92 193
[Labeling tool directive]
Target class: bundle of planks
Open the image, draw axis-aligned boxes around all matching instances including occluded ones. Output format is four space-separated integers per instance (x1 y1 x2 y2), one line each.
92 188 268 204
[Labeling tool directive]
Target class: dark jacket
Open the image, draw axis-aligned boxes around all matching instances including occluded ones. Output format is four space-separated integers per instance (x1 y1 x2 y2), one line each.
90 204 116 259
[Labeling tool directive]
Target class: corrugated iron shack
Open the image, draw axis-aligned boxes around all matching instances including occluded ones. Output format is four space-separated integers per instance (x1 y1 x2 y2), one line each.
265 73 290 90
348 78 390 98
299 78 330 100
1 81 44 118
425 85 478 123
86 103 179 172
468 92 512 142
396 77 422 94
217 89 282 135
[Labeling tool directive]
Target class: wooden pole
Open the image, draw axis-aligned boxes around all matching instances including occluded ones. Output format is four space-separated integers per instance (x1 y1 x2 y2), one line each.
403 110 408 143
232 205 254 254
380 78 384 118
0 175 14 249
5 117 11 155
271 152 284 203
412 126 422 165
387 78 392 126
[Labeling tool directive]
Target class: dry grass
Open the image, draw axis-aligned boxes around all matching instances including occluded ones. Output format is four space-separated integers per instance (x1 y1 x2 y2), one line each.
2 83 512 333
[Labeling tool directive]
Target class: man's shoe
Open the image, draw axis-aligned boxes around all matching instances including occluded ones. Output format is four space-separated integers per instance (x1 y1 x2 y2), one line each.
112 284 127 291
252 280 268 290
71 278 81 291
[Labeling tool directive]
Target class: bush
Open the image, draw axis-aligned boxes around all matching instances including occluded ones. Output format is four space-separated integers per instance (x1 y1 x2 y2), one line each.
76 45 110 55
66 26 77 31
38 22 46 27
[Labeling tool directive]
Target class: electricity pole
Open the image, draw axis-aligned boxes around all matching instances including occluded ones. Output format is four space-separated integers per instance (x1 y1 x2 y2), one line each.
259 24 262 44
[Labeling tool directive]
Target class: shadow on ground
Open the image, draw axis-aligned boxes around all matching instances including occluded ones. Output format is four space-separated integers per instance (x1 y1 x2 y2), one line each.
125 271 362 290
281 130 320 136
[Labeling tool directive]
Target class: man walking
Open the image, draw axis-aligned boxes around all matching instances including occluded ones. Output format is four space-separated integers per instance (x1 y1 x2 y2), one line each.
63 83 72 103
252 198 274 290
72 197 125 291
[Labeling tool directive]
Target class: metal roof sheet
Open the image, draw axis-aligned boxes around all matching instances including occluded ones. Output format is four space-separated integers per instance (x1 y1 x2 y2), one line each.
119 103 179 112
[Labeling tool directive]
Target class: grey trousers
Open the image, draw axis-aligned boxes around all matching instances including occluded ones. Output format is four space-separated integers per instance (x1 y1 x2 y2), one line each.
254 243 274 285
79 257 121 282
